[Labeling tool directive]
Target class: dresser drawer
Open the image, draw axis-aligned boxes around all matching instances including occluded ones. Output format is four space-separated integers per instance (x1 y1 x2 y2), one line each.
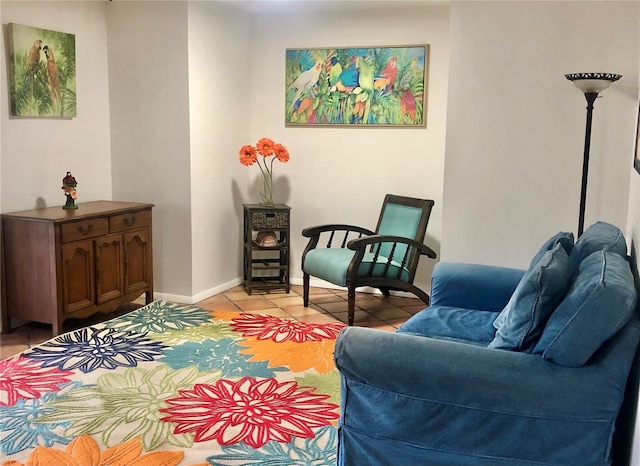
109 209 152 233
61 218 109 243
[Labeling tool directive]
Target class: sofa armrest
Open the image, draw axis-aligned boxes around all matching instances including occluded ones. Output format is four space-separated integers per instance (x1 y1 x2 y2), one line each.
335 327 620 415
430 262 525 311
335 326 637 465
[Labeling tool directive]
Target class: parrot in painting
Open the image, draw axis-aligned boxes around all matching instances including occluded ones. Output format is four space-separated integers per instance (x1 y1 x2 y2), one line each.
26 39 43 102
289 61 322 110
356 57 374 92
332 56 359 93
374 56 398 94
326 56 343 88
43 45 60 115
356 57 374 123
400 90 417 121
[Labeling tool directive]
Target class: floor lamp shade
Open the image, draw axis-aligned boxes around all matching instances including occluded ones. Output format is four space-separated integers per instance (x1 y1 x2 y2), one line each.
565 72 621 237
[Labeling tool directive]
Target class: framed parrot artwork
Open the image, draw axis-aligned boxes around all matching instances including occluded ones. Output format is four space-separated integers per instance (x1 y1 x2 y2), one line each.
7 23 76 118
285 45 429 127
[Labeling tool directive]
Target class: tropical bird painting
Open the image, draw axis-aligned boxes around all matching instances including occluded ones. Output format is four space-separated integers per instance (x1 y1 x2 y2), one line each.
285 46 428 126
8 23 76 118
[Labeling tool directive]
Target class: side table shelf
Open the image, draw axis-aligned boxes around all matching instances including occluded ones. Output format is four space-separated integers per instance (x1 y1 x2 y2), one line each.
243 204 290 295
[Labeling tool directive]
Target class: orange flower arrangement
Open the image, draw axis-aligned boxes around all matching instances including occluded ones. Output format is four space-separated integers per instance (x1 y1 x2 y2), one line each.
239 138 290 205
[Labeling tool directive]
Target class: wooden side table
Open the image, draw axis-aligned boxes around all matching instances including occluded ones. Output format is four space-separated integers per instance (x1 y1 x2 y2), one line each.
1 201 154 335
243 204 290 295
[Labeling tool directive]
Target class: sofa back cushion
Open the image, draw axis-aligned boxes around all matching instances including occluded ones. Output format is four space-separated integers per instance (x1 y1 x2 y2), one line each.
569 221 627 270
533 250 637 367
489 243 571 351
528 231 574 271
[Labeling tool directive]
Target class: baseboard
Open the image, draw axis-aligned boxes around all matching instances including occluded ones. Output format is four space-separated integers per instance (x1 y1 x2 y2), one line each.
152 276 418 305
153 277 243 305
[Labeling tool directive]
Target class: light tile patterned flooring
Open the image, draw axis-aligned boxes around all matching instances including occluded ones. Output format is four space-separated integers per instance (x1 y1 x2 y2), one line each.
0 284 425 360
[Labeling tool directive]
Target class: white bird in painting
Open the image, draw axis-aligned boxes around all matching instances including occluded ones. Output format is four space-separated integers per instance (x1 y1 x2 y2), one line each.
289 61 322 108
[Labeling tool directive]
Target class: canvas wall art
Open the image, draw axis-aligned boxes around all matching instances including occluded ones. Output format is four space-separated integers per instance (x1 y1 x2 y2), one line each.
285 45 428 127
7 23 76 118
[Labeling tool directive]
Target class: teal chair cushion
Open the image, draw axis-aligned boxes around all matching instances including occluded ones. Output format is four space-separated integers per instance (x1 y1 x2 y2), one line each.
533 250 637 367
303 248 410 286
377 203 423 261
489 243 571 351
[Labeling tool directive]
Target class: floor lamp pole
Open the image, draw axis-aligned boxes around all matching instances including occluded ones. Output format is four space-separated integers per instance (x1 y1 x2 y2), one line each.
578 92 598 237
565 72 621 238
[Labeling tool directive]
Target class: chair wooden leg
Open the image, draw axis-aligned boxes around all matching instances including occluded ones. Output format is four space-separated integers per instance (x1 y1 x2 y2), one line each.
379 287 391 297
348 287 355 326
303 273 310 307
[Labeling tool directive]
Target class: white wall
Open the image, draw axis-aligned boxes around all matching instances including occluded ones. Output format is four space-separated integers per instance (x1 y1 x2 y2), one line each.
248 4 451 292
1 1 112 212
187 2 252 300
107 1 193 300
443 1 639 269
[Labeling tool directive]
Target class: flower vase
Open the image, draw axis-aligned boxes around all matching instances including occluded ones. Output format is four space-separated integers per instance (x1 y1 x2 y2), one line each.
260 172 275 206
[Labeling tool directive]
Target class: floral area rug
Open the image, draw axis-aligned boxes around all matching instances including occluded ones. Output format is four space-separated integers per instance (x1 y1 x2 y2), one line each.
0 300 345 466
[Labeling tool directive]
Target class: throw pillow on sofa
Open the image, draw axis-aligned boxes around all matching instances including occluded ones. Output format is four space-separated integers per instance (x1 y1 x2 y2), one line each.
528 231 574 271
489 243 571 352
533 250 637 367
493 231 574 330
569 221 627 270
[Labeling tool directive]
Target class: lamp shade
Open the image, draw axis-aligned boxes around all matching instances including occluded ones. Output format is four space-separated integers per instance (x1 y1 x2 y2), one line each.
565 72 622 93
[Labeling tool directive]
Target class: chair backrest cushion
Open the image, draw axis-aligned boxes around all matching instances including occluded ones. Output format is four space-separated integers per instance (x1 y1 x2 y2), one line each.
377 202 423 261
489 243 572 351
533 250 637 367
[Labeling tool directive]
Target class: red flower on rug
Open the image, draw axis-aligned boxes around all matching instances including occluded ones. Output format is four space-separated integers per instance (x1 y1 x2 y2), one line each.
160 377 339 448
230 314 344 343
0 355 73 407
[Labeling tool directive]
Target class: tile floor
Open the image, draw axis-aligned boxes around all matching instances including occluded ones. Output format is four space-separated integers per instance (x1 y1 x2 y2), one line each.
0 284 426 360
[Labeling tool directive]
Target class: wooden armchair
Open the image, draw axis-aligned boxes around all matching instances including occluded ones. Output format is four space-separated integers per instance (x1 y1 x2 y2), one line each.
301 194 437 325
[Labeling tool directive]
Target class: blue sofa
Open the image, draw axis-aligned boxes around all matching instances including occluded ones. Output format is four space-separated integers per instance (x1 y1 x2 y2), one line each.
334 222 640 466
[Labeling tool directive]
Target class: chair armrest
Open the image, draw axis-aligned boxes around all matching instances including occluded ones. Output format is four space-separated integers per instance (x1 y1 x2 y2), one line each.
301 224 375 256
430 262 525 311
347 234 437 259
302 224 375 238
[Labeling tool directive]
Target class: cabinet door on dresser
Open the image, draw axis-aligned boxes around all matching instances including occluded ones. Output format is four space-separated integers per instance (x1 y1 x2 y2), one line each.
61 240 96 314
124 229 151 294
96 234 125 304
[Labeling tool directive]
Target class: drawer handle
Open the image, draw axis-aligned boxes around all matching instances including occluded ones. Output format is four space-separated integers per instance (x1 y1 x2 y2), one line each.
77 224 94 235
123 216 137 227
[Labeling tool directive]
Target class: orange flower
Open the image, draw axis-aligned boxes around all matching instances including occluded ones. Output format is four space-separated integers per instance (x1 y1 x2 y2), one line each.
273 143 290 163
238 145 257 166
256 138 276 157
1 435 186 466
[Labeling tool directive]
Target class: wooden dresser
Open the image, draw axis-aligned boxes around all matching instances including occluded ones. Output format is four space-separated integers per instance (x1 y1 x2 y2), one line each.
1 201 154 335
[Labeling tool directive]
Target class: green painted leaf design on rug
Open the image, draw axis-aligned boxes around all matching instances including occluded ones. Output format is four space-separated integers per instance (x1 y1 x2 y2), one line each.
36 364 219 450
295 370 341 406
147 320 237 345
104 300 214 334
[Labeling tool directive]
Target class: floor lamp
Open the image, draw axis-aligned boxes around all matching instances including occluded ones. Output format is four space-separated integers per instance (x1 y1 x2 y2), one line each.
565 72 621 237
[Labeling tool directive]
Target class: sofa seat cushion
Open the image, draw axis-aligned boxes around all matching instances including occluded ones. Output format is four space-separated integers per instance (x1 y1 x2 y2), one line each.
569 221 627 270
490 243 571 351
303 248 409 286
533 250 637 367
397 305 498 345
